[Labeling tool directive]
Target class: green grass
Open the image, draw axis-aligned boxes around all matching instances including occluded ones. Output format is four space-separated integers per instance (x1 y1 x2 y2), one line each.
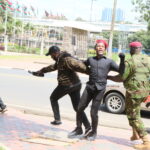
87 52 123 62
0 55 48 60
0 50 132 62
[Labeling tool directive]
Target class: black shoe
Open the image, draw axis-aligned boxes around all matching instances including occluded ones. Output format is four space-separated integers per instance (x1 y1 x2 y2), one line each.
50 120 62 125
85 127 91 135
0 105 7 113
85 131 97 141
1 104 6 109
68 127 83 138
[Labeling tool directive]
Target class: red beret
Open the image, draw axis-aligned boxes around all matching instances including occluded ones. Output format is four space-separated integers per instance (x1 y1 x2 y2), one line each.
96 39 108 48
129 42 142 48
144 95 150 103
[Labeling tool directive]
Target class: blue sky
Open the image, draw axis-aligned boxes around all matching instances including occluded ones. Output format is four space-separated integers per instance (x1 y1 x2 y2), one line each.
18 0 138 22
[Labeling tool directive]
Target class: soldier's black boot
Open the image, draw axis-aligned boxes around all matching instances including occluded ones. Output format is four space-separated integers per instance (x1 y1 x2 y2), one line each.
68 127 83 138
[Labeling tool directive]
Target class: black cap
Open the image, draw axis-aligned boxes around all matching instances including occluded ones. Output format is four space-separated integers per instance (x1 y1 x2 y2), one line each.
45 46 60 56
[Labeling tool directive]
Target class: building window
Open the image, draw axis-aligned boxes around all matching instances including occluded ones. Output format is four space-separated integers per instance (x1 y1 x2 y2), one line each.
72 36 76 45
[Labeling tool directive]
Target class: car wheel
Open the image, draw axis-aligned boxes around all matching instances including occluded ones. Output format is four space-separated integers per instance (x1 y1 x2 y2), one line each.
105 92 125 114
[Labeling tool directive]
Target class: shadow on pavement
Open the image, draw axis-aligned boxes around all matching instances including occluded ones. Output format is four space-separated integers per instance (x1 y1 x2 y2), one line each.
96 135 132 147
0 114 68 140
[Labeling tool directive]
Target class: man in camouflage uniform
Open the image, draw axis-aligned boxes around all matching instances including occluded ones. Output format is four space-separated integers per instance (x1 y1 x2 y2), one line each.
108 41 150 149
30 46 91 135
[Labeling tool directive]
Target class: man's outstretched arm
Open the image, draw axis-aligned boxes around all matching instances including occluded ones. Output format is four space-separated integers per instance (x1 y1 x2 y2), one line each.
107 74 123 82
65 57 89 74
28 63 57 77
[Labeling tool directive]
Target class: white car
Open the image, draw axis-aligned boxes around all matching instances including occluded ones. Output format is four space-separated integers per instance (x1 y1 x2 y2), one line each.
103 81 150 114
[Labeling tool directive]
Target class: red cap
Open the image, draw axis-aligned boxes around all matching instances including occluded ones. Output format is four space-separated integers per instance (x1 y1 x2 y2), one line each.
96 39 108 48
144 96 150 103
129 42 142 48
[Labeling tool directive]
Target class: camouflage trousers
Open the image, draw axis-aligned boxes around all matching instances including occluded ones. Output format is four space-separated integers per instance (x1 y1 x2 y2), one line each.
125 93 147 138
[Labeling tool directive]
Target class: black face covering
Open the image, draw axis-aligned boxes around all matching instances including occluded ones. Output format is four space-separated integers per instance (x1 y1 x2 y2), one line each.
130 48 136 55
51 54 59 61
130 47 141 55
52 56 58 61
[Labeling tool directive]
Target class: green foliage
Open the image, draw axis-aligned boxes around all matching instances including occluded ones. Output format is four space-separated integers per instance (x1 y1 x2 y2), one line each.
132 0 150 30
75 17 86 21
24 23 34 31
0 3 34 36
100 31 120 48
87 49 96 57
87 49 120 62
0 24 4 33
7 43 46 55
0 143 10 150
130 0 150 49
0 55 47 60
128 30 150 49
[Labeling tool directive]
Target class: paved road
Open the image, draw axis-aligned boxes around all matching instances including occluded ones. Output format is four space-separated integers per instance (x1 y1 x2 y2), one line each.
0 68 150 131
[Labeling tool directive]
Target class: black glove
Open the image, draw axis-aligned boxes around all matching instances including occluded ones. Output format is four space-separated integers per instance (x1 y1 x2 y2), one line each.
146 102 150 108
28 70 44 77
119 53 125 60
118 53 125 75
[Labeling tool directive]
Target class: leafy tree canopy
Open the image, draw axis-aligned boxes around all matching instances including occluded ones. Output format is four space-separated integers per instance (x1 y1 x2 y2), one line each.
100 31 120 48
132 0 150 23
128 30 150 49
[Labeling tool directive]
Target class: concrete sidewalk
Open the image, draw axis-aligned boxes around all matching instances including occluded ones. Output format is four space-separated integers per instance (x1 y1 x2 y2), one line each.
0 107 140 150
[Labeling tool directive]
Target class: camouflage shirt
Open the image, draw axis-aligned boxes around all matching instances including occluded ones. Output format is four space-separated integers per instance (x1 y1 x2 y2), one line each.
122 54 150 98
39 52 88 86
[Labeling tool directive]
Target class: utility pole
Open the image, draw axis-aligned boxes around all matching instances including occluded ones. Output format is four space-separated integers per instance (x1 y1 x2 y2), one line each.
4 7 8 52
13 4 17 47
40 27 44 55
90 0 94 22
108 0 117 58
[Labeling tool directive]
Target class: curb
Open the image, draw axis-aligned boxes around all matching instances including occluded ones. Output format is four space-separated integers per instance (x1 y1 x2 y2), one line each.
7 104 150 134
7 104 132 131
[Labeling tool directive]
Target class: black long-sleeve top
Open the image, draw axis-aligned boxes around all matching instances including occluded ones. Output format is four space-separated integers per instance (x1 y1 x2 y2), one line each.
85 56 119 90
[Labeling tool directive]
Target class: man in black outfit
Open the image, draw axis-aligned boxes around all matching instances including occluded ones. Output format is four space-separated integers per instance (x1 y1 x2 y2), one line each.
69 40 119 140
30 46 91 135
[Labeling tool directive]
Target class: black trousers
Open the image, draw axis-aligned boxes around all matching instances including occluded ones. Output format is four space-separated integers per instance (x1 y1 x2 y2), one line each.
77 86 105 133
50 83 90 128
